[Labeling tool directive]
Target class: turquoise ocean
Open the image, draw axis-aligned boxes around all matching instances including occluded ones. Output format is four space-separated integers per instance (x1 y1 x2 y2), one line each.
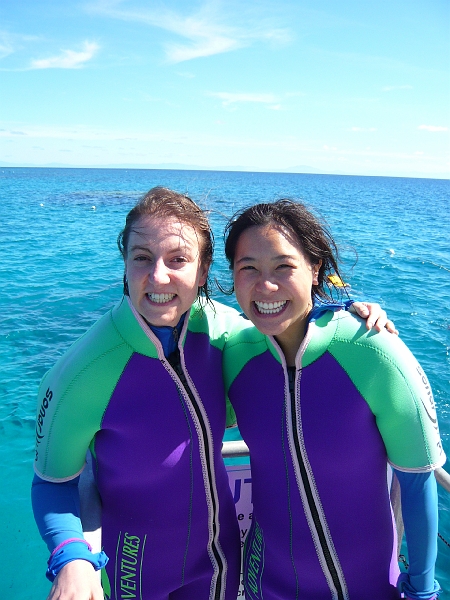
1 167 449 598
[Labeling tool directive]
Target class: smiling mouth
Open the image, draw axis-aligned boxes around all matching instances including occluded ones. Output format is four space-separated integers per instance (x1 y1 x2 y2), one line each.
254 300 287 315
147 293 176 304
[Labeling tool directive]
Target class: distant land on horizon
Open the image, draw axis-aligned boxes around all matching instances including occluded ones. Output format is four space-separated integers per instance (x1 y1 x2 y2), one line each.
0 160 326 174
0 161 448 180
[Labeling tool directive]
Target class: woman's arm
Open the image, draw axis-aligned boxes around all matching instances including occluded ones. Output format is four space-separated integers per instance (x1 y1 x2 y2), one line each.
32 474 84 551
32 474 107 598
394 470 441 600
349 301 398 334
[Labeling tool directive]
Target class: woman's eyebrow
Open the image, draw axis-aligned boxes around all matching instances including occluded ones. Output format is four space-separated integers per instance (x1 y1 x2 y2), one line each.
129 244 152 253
236 254 295 264
235 255 255 265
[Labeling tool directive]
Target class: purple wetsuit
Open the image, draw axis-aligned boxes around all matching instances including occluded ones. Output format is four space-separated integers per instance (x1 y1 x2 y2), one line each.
34 297 242 600
223 309 445 600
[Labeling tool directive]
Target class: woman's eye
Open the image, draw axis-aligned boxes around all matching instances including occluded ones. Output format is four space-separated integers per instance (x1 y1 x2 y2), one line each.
240 265 256 272
277 264 293 270
134 255 150 262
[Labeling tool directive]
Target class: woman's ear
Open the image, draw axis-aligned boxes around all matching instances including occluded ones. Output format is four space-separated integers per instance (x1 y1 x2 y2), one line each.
198 262 209 288
312 260 323 285
123 273 129 296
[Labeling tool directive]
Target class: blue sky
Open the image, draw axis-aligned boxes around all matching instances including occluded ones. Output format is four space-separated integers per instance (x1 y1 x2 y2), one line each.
1 0 449 178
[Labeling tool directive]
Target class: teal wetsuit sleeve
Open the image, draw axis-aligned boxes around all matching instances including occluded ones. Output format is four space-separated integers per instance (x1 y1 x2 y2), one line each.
326 313 446 470
394 470 441 599
32 473 84 551
32 474 108 581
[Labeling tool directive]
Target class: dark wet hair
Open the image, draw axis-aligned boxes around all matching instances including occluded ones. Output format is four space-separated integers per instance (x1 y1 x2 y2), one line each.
118 186 214 303
224 199 346 302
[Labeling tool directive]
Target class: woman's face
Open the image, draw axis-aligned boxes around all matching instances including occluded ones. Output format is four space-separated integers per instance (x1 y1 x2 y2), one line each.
125 216 208 327
233 224 321 356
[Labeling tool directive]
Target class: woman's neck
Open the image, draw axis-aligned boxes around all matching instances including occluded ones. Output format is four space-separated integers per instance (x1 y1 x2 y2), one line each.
275 323 305 367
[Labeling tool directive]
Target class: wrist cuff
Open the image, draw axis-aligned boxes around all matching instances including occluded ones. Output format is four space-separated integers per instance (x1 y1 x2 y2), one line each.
343 299 354 309
46 539 108 582
397 573 441 599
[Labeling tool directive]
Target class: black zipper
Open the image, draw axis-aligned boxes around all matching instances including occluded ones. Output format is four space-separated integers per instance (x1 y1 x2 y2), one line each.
168 348 225 600
288 367 346 600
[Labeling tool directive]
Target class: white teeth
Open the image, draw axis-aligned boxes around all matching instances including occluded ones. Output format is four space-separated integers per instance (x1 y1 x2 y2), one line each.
148 293 175 303
254 300 287 314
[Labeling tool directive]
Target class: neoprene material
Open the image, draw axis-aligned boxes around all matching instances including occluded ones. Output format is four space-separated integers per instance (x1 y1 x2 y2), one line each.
224 308 445 600
395 470 441 599
34 297 247 600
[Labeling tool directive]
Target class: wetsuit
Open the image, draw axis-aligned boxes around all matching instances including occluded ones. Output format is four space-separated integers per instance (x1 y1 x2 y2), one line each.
33 297 242 600
223 308 445 600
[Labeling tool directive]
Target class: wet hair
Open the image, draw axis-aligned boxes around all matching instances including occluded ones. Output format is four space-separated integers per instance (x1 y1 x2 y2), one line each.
118 186 214 303
224 199 346 302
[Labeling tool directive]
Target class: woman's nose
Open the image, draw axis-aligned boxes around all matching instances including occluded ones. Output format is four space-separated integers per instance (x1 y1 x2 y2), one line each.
255 275 278 293
150 259 170 284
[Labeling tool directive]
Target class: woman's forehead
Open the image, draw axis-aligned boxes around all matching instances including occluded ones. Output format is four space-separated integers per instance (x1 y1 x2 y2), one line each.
238 223 302 250
127 216 201 254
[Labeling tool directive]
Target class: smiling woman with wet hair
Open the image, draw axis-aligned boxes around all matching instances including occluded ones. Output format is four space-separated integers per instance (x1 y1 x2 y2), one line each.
223 199 444 600
32 187 243 600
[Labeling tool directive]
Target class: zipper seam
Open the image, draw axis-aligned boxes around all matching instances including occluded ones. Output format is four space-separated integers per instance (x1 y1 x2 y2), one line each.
270 327 348 600
289 367 347 600
127 298 226 600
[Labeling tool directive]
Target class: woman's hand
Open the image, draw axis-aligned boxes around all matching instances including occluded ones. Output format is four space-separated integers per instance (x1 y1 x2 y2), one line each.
350 302 398 335
47 560 103 600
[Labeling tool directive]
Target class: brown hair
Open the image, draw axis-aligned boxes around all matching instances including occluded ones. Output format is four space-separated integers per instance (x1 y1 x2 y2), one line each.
118 187 214 303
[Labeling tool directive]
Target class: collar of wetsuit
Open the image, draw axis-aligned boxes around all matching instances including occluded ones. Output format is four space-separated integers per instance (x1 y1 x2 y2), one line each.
150 313 186 358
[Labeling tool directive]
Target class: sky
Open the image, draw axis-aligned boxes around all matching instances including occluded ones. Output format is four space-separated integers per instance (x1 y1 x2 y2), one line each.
1 0 449 178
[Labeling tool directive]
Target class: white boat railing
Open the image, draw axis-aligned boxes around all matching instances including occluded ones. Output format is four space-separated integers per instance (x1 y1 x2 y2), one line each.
222 440 249 458
222 441 450 494
435 467 450 493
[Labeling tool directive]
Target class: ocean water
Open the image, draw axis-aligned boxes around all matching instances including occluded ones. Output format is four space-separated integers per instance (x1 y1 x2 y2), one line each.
1 167 449 598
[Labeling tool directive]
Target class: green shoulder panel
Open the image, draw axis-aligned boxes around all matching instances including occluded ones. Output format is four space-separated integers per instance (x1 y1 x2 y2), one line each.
223 326 281 394
35 301 136 481
325 311 445 471
187 299 251 350
111 297 159 358
302 310 339 368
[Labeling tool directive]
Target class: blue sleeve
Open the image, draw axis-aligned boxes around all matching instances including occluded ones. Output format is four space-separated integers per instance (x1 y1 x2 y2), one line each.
31 473 84 551
394 469 441 599
31 474 108 581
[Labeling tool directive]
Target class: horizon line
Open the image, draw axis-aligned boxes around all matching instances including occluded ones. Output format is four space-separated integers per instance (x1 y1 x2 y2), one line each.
0 162 448 181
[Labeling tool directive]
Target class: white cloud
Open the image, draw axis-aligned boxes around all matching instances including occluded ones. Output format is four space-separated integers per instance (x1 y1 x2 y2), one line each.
30 41 99 69
0 32 15 60
166 34 242 62
0 30 41 62
86 1 290 63
418 125 448 132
